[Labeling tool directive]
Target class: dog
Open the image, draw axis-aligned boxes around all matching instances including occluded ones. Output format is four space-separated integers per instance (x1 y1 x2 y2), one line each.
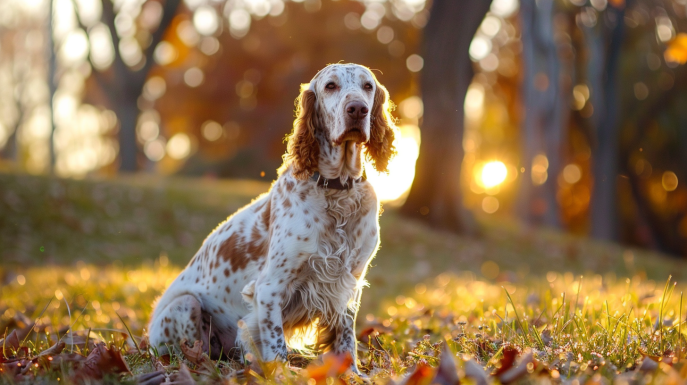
147 63 397 374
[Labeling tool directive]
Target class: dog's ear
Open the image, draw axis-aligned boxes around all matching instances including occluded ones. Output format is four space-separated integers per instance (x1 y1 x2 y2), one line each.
365 80 397 173
284 87 319 180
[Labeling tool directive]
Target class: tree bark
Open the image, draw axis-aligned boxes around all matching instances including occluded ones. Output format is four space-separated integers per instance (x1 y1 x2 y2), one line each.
48 0 58 171
516 0 568 228
584 5 625 240
400 0 492 234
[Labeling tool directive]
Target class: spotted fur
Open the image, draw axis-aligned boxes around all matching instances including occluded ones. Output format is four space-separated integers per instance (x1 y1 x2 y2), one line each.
148 64 397 374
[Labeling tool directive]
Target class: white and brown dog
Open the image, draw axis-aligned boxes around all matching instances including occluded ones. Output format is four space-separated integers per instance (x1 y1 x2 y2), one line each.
147 63 396 374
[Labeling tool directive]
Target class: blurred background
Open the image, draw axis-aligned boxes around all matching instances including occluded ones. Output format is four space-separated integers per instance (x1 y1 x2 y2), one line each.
1 0 687 262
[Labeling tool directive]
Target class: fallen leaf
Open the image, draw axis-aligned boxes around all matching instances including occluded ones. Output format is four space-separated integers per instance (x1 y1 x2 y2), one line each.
493 346 518 377
307 352 353 384
77 342 130 380
402 363 435 385
180 339 207 366
498 350 534 384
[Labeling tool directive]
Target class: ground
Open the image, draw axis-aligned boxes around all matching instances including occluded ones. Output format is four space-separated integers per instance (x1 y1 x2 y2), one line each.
1 171 687 384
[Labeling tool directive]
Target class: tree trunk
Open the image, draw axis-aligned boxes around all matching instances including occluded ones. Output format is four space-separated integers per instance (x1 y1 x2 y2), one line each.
48 0 57 171
117 97 141 172
93 0 182 172
585 5 625 240
516 0 567 228
400 0 492 235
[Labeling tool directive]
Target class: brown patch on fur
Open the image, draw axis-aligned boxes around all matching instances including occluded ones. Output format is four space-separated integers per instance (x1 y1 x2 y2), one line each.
365 80 397 173
283 197 292 209
281 89 318 180
218 233 239 264
261 199 271 229
246 225 269 261
217 232 264 273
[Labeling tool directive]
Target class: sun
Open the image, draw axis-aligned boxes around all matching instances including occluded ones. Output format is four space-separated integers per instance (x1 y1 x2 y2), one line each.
365 125 420 203
481 161 508 188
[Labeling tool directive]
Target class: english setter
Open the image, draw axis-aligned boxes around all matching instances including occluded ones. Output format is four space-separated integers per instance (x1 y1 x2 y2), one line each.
147 63 396 374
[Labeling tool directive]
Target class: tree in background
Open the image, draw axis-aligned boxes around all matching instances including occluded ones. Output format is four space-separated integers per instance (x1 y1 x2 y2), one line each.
516 0 568 229
400 0 492 234
583 1 625 241
75 0 181 171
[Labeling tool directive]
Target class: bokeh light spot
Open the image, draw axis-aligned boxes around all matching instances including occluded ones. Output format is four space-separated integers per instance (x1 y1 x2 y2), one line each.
481 161 507 188
662 171 678 191
406 54 424 72
482 196 499 214
563 164 582 184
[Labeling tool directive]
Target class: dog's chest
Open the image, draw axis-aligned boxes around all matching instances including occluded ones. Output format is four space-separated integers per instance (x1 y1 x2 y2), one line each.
314 188 376 269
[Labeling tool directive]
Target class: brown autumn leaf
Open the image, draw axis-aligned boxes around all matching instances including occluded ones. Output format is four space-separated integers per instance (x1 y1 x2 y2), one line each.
306 352 353 385
402 363 435 385
498 350 534 384
180 339 207 366
665 33 687 65
493 346 518 377
77 342 130 380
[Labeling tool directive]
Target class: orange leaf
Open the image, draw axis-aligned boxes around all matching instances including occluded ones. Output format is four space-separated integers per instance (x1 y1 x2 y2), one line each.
665 33 687 65
306 352 353 384
404 363 436 385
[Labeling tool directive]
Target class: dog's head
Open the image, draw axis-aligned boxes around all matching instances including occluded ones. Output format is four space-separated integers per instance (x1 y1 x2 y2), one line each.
284 63 397 180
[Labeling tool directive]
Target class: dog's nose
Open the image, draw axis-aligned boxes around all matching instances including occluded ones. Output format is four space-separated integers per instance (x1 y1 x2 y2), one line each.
346 102 369 119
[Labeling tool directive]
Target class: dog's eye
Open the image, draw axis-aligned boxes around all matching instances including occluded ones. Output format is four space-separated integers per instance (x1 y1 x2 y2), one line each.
364 83 373 91
325 82 337 90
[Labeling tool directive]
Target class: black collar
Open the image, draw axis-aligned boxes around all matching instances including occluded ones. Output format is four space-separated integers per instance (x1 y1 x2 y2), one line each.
311 171 365 190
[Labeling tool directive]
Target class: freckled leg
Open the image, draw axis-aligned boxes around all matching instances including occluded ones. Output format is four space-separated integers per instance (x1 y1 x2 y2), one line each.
148 294 204 355
332 309 364 376
255 280 289 361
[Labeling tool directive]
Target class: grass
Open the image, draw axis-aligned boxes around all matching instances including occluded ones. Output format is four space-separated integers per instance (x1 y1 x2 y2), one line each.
1 171 687 383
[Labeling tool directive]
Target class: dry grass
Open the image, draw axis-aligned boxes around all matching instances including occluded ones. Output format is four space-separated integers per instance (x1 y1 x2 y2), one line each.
2 172 687 384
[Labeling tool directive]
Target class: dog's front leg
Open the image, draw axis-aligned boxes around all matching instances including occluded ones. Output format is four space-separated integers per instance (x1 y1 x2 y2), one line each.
332 308 363 375
254 276 289 361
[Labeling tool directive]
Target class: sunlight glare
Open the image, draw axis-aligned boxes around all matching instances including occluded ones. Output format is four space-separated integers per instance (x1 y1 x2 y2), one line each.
167 133 192 159
59 29 89 66
193 6 218 36
366 124 420 203
480 161 507 188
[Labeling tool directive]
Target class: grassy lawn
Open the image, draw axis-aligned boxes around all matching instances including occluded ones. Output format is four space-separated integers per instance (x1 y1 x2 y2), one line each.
1 171 687 384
